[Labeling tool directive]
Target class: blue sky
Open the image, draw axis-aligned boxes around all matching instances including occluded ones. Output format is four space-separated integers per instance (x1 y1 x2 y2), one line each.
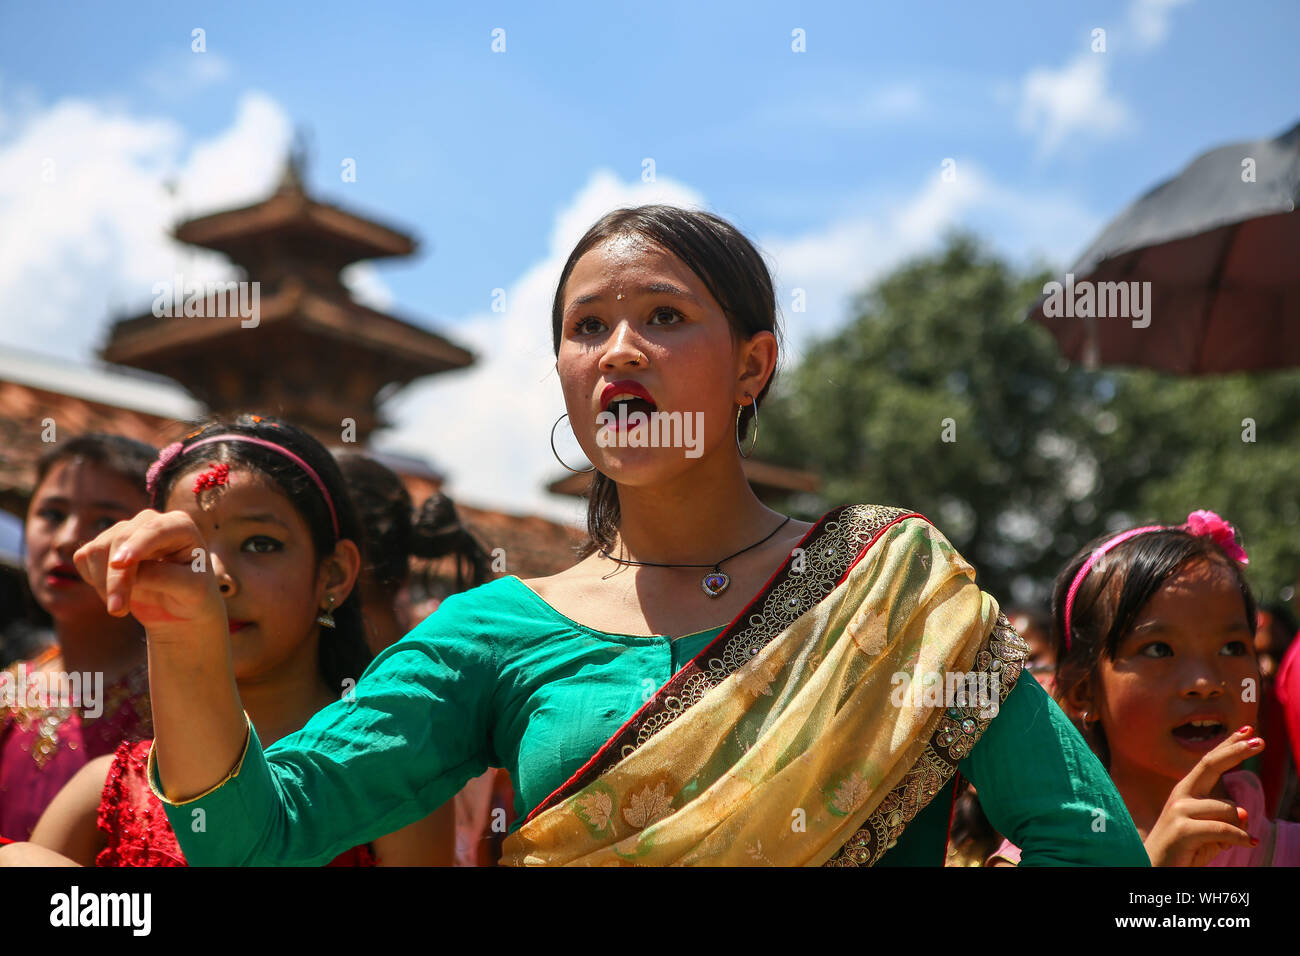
1 0 1296 519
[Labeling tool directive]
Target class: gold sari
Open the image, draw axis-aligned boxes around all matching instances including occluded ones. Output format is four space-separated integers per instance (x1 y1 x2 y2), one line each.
500 504 1028 866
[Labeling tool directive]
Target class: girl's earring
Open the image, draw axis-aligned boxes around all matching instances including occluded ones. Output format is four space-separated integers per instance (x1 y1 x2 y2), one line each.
736 394 759 459
550 413 595 474
316 594 337 630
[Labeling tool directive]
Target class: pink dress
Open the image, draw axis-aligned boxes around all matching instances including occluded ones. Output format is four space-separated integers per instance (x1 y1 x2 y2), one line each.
1207 770 1300 866
0 646 152 841
986 770 1300 866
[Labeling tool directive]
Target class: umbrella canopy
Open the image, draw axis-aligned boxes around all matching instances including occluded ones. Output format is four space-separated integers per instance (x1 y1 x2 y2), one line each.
1028 120 1300 374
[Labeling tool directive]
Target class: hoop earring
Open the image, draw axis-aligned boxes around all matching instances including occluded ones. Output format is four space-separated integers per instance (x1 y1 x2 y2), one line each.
736 397 759 459
550 413 595 474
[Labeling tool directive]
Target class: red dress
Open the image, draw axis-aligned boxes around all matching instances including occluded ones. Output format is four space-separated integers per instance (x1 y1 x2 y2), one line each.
96 740 377 867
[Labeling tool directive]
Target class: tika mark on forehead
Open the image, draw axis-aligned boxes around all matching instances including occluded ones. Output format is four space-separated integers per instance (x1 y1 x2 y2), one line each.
193 462 232 513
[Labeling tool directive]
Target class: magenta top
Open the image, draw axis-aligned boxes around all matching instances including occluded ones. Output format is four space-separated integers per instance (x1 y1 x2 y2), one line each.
0 645 152 841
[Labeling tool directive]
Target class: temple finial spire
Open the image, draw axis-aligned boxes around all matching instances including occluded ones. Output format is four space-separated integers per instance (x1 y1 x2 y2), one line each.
276 127 312 195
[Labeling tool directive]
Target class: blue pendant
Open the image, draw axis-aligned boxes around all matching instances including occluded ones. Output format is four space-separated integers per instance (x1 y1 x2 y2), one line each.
701 571 730 597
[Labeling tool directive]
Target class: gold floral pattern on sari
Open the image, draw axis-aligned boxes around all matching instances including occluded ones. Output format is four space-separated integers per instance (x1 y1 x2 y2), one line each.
622 782 673 829
829 771 872 815
573 786 616 835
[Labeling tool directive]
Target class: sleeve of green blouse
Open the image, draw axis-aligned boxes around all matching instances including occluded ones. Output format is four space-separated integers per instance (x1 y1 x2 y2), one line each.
963 672 1150 866
153 594 497 866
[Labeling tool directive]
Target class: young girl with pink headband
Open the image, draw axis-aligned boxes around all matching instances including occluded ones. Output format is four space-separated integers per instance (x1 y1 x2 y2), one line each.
0 415 449 866
989 510 1300 866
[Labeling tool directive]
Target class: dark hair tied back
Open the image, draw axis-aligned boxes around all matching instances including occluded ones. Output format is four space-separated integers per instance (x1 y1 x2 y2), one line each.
411 494 493 592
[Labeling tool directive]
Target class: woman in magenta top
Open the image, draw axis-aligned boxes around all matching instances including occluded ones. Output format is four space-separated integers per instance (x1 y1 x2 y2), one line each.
0 435 155 842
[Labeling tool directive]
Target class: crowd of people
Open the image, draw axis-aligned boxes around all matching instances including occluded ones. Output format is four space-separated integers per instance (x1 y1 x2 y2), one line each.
0 204 1296 867
0 426 511 865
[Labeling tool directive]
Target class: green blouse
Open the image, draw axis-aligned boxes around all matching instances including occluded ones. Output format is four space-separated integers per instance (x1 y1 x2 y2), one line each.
155 575 1149 867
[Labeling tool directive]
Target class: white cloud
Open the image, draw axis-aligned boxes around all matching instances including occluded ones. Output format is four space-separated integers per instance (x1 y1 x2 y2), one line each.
171 93 292 216
1017 53 1131 158
1129 0 1191 49
764 162 1099 364
0 91 292 359
1014 0 1189 157
341 262 396 311
141 51 233 100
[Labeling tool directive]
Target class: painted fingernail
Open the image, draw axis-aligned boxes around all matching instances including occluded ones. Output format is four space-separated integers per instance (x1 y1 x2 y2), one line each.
1236 725 1253 736
1237 807 1248 823
1247 737 1264 748
1250 837 1260 847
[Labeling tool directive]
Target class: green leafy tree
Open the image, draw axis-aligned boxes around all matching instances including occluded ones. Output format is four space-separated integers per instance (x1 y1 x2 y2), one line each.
762 232 1300 610
1093 368 1300 608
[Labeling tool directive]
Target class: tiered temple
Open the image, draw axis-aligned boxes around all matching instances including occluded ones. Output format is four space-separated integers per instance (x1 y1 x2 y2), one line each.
100 157 473 445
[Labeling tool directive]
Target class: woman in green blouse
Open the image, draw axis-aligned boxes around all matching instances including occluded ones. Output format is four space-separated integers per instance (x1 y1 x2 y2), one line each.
74 205 1148 866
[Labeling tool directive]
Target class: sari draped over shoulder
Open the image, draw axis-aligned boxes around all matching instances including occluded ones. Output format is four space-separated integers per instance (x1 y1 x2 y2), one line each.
499 504 1029 866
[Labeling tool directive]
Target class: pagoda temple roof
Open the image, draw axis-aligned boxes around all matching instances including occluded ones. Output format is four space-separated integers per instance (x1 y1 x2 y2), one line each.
101 281 473 378
172 187 417 267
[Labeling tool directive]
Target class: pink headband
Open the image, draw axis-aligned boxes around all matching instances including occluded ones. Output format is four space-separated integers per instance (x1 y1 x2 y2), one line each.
147 434 339 537
1062 510 1249 650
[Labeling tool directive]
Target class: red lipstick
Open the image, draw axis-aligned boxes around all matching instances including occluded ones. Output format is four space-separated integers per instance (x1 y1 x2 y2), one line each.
45 563 84 588
600 380 656 413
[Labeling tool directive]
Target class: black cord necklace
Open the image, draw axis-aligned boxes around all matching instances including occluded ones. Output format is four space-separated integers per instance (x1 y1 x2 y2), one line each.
599 516 792 598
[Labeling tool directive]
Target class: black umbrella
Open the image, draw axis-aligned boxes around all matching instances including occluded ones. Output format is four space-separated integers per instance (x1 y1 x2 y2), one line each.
1028 120 1300 374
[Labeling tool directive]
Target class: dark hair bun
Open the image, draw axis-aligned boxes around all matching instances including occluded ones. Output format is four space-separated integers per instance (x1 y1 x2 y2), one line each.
410 494 493 592
411 494 471 559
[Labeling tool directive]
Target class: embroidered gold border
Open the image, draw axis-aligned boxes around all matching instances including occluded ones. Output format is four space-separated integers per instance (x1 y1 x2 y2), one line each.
822 611 1029 866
